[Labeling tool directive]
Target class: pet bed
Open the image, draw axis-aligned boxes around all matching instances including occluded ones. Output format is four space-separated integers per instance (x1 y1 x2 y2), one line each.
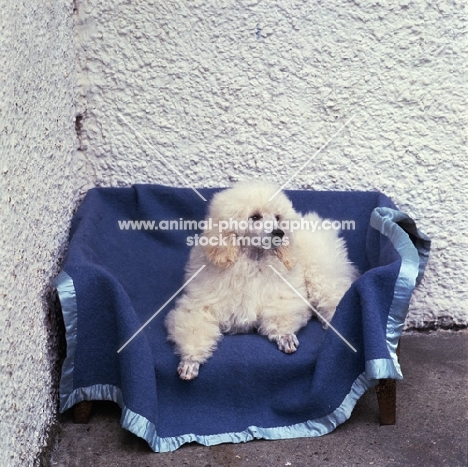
54 184 430 452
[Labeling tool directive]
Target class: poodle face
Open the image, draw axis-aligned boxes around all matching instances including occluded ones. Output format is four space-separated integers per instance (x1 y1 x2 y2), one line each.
202 181 299 269
242 210 285 250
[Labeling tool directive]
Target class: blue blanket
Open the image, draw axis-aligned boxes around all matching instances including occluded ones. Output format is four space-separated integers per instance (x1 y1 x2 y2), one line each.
54 184 430 452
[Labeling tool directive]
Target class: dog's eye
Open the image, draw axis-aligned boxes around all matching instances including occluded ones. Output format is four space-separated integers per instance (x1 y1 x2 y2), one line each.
249 214 262 221
275 215 280 221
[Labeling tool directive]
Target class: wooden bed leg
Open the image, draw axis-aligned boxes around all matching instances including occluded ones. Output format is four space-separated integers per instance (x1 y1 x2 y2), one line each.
376 339 400 425
376 378 396 425
73 401 93 424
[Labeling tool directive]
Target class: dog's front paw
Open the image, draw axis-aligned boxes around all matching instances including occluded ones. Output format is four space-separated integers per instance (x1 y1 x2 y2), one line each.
177 359 200 380
276 333 299 354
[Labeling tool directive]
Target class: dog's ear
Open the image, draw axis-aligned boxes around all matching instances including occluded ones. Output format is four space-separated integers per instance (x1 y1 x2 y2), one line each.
277 244 293 270
202 228 239 269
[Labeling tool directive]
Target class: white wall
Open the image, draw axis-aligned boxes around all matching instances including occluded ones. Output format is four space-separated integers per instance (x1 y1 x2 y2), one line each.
74 0 467 328
0 1 78 465
0 0 464 462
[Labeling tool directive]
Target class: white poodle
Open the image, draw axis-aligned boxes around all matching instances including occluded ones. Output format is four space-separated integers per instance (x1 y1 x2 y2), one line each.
165 181 358 380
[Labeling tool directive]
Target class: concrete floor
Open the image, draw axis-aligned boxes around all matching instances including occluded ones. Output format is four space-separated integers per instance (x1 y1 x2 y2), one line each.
48 332 467 467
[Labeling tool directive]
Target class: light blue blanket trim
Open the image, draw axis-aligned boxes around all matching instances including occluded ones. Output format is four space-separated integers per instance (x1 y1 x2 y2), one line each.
369 207 431 380
53 270 78 411
54 206 430 451
57 374 376 452
365 359 401 380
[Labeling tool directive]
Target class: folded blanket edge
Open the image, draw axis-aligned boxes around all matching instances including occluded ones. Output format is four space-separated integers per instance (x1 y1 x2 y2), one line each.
370 207 431 379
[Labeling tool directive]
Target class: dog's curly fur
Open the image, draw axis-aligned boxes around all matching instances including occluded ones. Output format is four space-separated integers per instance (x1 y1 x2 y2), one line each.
165 181 358 380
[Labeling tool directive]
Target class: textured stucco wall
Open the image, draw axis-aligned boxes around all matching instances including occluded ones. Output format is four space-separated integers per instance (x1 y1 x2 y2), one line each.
74 0 467 327
0 1 78 465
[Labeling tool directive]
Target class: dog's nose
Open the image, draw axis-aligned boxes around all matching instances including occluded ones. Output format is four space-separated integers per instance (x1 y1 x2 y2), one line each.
272 229 284 239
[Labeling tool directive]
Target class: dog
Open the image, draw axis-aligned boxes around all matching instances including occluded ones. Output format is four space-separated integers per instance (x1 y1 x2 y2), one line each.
165 181 358 380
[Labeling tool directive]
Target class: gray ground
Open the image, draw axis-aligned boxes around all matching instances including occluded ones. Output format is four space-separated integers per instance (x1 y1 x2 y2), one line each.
48 332 467 467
